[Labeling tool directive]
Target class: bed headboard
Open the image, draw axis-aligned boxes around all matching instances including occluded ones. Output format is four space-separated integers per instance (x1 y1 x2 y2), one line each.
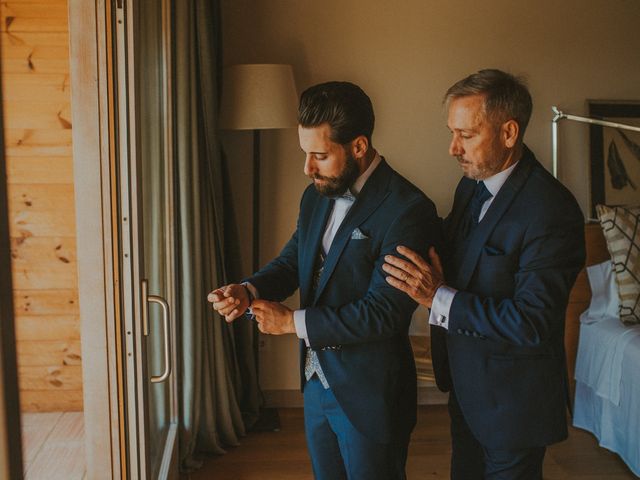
565 222 610 398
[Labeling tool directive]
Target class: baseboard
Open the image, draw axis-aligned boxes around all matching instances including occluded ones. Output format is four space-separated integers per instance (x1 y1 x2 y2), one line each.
263 385 448 408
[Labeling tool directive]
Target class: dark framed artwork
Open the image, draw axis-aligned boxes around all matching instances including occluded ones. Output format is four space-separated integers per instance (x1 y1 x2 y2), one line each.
589 100 640 217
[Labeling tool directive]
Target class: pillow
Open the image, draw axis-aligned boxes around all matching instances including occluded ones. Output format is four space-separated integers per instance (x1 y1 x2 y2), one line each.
596 205 640 325
582 260 619 323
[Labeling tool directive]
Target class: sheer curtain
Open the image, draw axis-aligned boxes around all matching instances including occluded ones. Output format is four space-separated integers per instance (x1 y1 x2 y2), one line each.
174 0 260 470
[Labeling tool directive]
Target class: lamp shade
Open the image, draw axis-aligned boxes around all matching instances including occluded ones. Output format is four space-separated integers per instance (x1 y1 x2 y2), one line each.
219 64 298 130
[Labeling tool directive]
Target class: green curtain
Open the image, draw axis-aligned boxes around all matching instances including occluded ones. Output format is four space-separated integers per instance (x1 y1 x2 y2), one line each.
174 0 260 470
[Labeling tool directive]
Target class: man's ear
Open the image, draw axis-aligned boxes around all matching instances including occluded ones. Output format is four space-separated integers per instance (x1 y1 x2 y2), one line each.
502 120 519 148
351 135 369 159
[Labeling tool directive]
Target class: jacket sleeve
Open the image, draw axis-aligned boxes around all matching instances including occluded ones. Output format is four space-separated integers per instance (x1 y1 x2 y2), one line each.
448 202 585 346
305 200 441 348
244 223 300 302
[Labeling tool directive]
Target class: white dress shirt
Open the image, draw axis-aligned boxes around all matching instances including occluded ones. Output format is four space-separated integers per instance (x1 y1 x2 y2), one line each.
429 161 519 330
293 153 382 344
246 153 382 342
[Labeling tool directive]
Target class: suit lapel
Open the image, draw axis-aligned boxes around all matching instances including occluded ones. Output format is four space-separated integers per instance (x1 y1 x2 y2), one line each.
313 159 392 303
456 149 536 290
300 195 333 306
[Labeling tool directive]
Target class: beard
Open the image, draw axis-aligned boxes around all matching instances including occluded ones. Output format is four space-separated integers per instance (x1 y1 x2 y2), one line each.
310 151 360 197
457 139 509 180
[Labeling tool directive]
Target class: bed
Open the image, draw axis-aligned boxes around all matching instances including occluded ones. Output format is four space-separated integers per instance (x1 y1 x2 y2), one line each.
565 223 640 477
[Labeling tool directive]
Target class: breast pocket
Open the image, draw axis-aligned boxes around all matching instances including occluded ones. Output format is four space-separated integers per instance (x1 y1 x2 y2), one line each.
344 238 376 280
475 248 517 296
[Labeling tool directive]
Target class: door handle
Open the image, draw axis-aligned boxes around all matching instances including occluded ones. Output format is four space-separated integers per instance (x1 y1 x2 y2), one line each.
141 279 172 383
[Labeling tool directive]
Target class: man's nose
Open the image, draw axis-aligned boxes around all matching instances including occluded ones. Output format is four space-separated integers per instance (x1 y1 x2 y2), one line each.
449 137 462 157
304 156 315 176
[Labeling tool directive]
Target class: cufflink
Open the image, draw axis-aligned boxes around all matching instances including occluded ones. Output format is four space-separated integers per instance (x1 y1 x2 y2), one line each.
437 314 447 327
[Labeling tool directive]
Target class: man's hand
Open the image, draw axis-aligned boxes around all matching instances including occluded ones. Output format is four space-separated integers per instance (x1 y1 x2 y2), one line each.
251 300 296 335
383 246 445 308
207 284 250 322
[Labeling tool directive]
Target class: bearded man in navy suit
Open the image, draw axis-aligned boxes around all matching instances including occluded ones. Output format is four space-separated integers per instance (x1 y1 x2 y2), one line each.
384 70 585 479
209 81 440 479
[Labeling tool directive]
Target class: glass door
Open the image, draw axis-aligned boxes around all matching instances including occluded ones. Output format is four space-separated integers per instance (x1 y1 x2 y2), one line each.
112 0 178 478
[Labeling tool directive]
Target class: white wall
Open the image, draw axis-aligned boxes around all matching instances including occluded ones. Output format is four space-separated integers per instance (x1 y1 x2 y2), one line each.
221 0 640 390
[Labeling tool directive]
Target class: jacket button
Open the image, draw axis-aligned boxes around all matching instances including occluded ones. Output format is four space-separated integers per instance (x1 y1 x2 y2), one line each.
457 329 463 334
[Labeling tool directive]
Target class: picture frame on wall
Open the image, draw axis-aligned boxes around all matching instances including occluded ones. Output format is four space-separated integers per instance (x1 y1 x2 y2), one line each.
589 100 640 217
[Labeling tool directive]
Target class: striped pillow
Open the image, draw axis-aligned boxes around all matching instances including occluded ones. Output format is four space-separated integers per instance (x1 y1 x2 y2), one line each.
596 205 640 325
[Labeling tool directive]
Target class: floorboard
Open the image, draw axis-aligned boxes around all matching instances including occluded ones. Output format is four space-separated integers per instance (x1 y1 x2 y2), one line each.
186 406 638 480
21 411 85 480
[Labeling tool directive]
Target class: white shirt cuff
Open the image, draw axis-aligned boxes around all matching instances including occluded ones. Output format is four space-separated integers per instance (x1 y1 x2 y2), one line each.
293 310 310 347
428 285 457 330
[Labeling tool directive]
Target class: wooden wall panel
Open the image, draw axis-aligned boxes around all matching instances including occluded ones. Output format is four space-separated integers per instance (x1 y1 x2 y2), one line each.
13 289 78 316
5 129 72 157
20 390 82 412
1 33 70 74
8 184 76 236
6 156 73 184
10 236 77 290
2 0 83 412
15 316 80 341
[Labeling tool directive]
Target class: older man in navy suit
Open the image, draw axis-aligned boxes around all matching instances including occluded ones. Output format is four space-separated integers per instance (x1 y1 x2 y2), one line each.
209 81 440 479
384 70 585 479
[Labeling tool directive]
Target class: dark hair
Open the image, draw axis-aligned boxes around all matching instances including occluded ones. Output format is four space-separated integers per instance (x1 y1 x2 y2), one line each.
298 81 375 146
444 69 533 140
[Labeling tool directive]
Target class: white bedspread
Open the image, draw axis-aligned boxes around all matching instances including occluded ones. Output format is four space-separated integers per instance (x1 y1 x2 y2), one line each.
574 312 640 405
573 315 640 477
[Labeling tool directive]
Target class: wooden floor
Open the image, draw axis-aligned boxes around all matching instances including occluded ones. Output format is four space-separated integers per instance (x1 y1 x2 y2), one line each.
186 406 638 480
21 412 86 480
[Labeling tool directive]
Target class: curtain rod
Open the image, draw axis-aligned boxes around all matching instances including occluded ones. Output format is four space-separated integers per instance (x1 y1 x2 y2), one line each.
551 106 640 179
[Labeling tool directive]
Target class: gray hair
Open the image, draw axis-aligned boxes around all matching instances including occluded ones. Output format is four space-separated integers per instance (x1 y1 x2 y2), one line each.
444 69 533 140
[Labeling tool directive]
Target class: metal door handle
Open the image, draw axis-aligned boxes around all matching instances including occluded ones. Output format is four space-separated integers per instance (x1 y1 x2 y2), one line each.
141 279 172 383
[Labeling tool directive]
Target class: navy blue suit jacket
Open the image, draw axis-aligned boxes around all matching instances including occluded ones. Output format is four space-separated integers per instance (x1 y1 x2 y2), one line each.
248 159 440 443
431 146 585 449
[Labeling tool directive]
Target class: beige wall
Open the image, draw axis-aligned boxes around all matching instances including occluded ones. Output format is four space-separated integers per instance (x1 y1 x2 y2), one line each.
221 0 640 390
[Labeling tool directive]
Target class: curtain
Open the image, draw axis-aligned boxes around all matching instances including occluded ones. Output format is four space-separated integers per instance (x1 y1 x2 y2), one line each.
174 0 260 470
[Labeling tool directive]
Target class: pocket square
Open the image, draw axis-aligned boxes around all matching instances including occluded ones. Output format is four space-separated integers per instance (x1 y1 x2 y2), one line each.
351 228 369 240
484 245 505 256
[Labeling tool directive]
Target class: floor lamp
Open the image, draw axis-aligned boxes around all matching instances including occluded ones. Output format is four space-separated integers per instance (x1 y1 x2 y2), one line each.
220 64 298 271
220 64 298 429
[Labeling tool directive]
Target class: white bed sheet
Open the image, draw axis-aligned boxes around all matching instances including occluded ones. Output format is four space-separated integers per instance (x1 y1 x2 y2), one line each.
573 316 640 477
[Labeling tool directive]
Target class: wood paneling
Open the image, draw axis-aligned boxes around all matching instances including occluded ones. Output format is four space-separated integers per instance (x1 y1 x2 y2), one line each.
15 316 80 341
17 340 82 367
1 32 69 74
18 365 83 391
3 73 70 103
4 101 72 130
2 0 82 412
10 236 77 290
6 156 73 184
5 129 72 157
8 184 76 236
1 3 68 33
20 391 82 412
13 289 78 315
